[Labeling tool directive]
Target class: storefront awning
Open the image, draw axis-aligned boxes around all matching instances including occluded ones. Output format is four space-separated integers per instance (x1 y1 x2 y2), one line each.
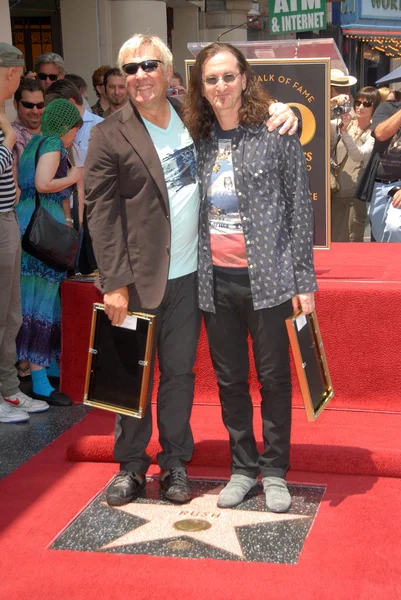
342 25 401 57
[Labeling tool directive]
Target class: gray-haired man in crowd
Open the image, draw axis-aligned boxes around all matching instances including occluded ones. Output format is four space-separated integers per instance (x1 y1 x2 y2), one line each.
35 52 65 92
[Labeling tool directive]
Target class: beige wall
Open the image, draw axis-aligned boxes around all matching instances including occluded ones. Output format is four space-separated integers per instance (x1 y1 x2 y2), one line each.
110 0 168 65
171 6 199 83
60 0 101 105
60 0 168 105
0 0 12 44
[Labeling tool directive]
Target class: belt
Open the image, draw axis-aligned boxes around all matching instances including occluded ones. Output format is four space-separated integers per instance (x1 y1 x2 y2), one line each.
375 178 401 184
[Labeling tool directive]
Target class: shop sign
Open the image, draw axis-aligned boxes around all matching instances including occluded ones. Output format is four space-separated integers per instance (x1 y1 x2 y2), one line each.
361 0 401 19
268 0 327 34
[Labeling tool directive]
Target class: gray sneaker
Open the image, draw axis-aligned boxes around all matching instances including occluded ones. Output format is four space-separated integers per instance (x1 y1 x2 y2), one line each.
262 476 292 513
217 474 258 508
0 399 29 423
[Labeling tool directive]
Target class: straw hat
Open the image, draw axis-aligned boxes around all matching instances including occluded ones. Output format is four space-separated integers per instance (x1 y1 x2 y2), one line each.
330 68 357 87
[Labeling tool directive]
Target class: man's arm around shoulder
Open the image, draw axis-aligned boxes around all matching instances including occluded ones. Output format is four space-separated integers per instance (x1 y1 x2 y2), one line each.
373 102 401 142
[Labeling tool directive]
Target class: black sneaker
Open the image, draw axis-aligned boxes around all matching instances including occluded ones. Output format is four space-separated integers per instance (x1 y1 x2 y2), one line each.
106 471 146 507
160 467 191 504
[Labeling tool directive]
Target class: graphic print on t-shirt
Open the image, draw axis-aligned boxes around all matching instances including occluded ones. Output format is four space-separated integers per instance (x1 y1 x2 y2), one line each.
160 144 197 191
207 138 247 269
143 106 199 280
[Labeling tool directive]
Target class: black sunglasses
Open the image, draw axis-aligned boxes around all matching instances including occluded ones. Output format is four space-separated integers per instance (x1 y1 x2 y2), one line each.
122 60 163 76
354 100 373 108
37 72 59 82
20 100 45 110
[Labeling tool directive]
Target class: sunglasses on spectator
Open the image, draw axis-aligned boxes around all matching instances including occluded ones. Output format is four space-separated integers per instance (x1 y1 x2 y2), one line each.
20 100 45 110
203 73 242 87
37 73 59 82
354 100 373 108
122 60 163 76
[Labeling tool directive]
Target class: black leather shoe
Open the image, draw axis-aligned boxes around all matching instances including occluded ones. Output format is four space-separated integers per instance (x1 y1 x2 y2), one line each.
106 472 146 507
32 390 72 406
160 467 191 504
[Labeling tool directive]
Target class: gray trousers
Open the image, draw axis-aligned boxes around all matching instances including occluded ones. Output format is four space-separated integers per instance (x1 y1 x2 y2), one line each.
0 211 22 398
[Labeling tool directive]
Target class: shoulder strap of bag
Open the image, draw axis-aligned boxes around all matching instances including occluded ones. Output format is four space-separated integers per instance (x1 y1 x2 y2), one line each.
34 137 79 233
34 138 47 210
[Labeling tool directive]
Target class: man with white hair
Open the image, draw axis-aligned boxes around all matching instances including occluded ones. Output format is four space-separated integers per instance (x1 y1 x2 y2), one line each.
35 52 65 91
85 34 298 507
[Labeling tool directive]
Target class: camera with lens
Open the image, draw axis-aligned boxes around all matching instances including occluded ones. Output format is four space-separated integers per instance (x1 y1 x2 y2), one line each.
332 103 352 117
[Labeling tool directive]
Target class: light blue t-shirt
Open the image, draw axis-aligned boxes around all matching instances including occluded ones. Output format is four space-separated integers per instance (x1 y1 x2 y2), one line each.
74 108 104 165
143 104 199 280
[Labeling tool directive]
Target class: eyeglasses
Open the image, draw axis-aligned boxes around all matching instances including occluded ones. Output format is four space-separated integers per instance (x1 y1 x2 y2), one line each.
203 73 242 87
122 60 163 76
354 100 373 108
37 73 59 82
20 100 45 110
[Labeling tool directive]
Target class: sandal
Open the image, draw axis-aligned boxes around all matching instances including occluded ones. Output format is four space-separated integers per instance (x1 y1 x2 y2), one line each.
17 362 31 379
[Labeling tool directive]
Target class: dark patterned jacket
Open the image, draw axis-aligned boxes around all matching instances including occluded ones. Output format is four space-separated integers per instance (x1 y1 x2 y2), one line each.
197 122 317 313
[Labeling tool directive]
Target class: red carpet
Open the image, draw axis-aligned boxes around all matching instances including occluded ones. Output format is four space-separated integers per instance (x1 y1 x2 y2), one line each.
2 244 401 598
65 405 401 478
1 407 401 599
60 243 401 412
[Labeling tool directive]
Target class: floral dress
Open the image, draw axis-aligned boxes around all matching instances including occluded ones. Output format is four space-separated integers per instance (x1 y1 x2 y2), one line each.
15 134 73 368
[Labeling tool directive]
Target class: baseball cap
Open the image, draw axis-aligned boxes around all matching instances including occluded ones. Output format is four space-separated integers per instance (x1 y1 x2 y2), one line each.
0 42 25 68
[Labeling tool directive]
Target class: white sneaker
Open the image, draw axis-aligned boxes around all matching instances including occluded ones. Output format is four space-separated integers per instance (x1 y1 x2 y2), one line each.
4 390 49 413
0 399 29 423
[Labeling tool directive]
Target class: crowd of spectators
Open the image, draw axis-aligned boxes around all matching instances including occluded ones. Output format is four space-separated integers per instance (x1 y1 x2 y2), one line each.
330 69 401 242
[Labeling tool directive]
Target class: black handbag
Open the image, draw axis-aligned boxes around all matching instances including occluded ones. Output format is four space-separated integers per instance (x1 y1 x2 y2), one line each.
22 138 80 272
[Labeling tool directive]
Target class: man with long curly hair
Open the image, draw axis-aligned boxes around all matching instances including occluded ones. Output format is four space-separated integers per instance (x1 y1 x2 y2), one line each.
181 43 317 512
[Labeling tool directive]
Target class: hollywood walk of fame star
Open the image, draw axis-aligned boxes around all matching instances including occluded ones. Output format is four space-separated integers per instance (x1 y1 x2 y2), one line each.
101 482 308 559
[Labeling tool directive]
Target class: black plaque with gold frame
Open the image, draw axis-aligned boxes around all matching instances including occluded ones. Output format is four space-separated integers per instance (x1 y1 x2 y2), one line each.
286 310 333 421
83 303 156 418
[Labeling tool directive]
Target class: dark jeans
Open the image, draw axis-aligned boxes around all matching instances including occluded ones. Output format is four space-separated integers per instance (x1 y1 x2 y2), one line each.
114 272 201 473
203 270 293 479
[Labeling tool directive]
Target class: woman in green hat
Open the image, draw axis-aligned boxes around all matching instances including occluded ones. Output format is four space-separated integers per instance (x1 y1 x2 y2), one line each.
15 98 83 406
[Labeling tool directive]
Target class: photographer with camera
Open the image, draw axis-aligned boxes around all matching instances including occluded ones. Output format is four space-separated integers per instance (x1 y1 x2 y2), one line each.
330 68 356 116
330 73 380 241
